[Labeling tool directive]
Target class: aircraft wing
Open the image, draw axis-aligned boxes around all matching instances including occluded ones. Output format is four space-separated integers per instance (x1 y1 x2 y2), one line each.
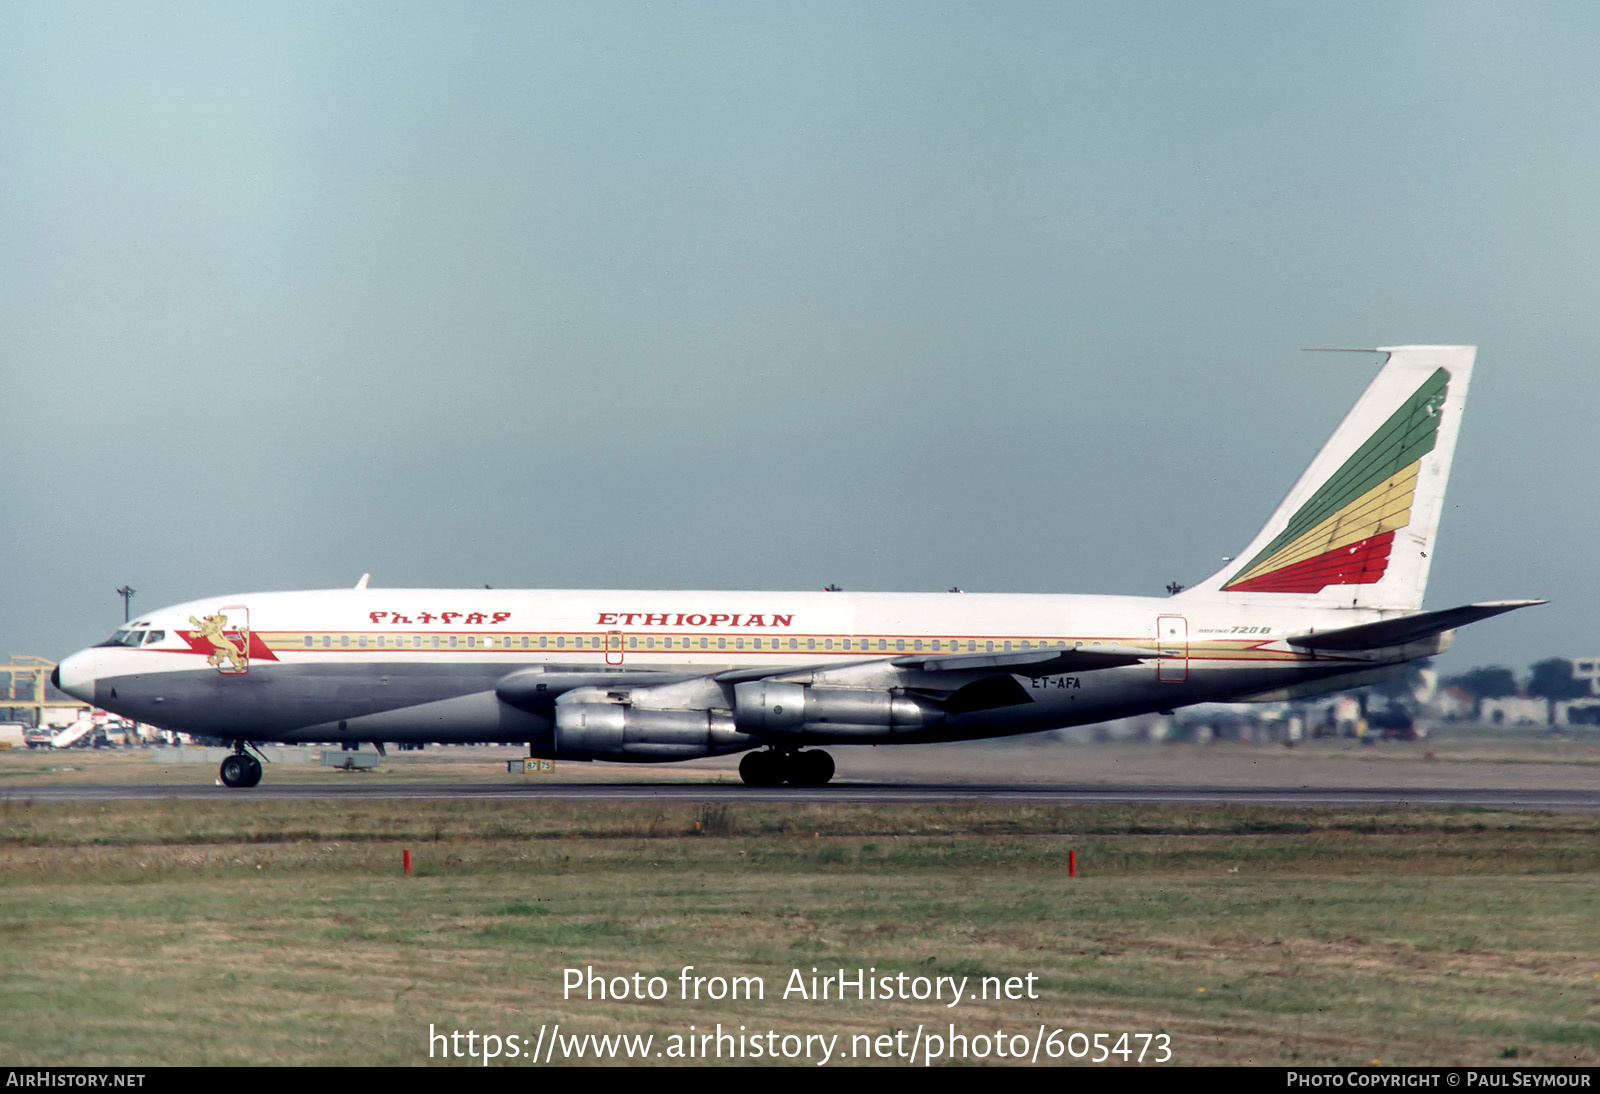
497 643 1163 726
709 644 1159 686
711 662 878 684
1287 600 1545 652
891 643 1158 676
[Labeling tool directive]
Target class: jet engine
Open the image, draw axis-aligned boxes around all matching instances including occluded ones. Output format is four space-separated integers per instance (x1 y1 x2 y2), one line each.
552 687 754 760
733 680 944 740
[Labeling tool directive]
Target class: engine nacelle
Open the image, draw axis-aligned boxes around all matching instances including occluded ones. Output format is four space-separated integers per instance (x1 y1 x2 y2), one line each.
553 690 752 760
733 681 943 738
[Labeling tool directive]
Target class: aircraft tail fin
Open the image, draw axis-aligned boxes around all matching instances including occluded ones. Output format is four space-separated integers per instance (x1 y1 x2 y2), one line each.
1184 345 1475 610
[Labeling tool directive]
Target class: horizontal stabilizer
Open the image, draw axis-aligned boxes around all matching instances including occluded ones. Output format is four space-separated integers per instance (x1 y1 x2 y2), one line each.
1287 600 1545 652
895 643 1158 677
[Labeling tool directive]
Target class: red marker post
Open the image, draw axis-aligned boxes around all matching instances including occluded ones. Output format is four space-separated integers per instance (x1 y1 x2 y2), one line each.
1069 849 1076 877
403 849 412 875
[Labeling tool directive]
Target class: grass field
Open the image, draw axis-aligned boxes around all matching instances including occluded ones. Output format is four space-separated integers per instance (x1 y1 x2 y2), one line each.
3 790 1599 1066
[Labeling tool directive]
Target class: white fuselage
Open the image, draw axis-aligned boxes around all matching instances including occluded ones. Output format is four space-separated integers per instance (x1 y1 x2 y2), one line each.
55 586 1409 755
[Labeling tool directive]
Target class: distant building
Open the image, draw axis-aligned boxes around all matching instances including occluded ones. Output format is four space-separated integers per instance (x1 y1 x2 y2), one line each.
1330 695 1362 737
1572 658 1600 697
1554 698 1600 726
1478 696 1550 727
1432 685 1477 721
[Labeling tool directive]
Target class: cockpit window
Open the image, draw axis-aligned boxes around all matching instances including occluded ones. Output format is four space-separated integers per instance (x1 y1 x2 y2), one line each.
102 627 159 647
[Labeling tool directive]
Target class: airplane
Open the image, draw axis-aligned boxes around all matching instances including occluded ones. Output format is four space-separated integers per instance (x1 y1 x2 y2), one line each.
53 345 1541 789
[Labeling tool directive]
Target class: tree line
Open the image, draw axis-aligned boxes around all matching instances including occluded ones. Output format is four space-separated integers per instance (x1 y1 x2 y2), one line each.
1444 658 1593 702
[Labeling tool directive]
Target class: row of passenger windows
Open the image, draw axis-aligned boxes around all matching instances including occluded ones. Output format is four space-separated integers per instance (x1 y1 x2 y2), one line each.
296 634 1045 653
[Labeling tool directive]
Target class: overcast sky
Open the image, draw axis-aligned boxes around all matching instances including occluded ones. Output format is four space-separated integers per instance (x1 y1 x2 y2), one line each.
3 2 1595 676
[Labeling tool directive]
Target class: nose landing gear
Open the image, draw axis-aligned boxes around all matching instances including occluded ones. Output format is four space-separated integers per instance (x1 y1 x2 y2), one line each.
738 747 835 788
219 743 263 788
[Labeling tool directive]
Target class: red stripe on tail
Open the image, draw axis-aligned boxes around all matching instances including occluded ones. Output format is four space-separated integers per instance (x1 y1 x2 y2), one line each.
1224 532 1394 594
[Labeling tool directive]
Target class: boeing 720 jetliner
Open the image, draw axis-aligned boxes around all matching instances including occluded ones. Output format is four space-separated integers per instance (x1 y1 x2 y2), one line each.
55 346 1540 788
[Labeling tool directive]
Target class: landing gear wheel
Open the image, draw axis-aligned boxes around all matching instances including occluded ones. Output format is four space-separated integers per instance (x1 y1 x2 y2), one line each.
790 750 835 787
219 754 250 788
220 748 264 789
739 750 786 787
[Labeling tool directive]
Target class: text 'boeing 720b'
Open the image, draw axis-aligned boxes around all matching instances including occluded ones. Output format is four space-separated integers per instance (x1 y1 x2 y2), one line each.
55 346 1540 788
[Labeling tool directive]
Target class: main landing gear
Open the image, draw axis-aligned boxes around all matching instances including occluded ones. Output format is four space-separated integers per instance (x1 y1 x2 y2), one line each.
739 748 835 788
219 742 263 788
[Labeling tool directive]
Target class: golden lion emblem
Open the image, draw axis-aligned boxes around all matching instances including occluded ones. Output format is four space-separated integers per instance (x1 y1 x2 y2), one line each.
189 613 249 672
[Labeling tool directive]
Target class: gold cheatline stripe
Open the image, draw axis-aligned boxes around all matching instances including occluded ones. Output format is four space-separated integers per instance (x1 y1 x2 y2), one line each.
1231 463 1418 584
264 634 1137 652
257 633 1304 660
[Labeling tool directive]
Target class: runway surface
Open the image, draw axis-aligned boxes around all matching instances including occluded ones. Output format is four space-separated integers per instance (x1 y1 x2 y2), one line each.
9 781 1600 810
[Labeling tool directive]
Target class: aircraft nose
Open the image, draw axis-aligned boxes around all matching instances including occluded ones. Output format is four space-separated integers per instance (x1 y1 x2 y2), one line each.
54 651 97 703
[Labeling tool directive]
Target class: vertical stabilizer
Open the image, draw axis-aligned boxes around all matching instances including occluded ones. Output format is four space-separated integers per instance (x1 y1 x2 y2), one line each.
1184 345 1475 610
